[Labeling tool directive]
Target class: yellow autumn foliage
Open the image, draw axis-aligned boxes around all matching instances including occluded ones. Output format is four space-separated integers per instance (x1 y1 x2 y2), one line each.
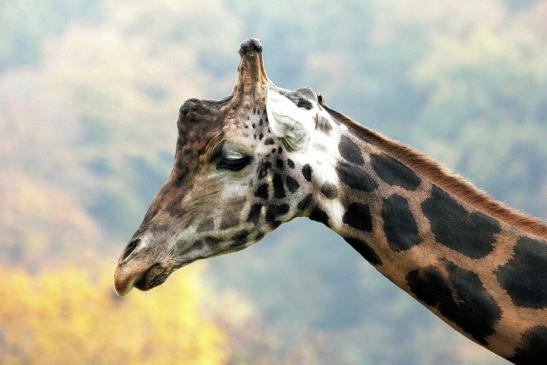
0 264 227 365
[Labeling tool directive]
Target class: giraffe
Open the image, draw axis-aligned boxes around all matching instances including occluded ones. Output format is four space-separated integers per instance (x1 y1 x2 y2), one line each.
114 39 547 364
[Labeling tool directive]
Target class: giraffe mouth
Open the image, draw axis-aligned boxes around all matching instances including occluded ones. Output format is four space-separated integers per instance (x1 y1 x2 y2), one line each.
133 263 173 291
114 261 174 295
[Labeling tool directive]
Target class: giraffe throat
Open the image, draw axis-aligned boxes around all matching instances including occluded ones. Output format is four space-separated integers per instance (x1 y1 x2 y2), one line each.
299 107 547 364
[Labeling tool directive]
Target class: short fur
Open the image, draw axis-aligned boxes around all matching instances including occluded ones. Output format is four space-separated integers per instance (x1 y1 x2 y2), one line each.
321 104 547 239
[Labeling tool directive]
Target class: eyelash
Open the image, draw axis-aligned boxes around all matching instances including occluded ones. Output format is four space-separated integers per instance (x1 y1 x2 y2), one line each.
216 154 252 171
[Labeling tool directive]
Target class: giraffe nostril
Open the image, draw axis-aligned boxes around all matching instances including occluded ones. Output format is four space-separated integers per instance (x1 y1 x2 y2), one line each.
122 239 140 260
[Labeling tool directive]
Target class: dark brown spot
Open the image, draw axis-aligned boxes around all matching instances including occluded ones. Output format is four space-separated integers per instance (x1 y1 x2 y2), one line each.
254 183 269 199
496 236 547 309
371 153 421 190
266 204 290 223
343 203 373 233
247 204 262 223
510 326 547 364
297 194 313 211
286 176 300 193
343 236 381 265
302 164 312 181
382 194 421 251
336 162 378 192
310 207 329 226
273 173 285 199
320 183 338 199
422 185 500 259
406 262 501 344
338 135 363 165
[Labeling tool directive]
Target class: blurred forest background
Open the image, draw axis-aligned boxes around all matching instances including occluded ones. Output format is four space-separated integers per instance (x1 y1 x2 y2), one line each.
1 1 546 364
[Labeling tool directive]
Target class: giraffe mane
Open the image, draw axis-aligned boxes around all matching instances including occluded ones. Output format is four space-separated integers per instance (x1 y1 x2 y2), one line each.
320 101 547 239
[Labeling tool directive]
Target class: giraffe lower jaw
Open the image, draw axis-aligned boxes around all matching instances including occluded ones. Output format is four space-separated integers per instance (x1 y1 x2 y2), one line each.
116 246 244 295
132 258 199 292
137 245 249 290
114 261 178 295
133 263 175 292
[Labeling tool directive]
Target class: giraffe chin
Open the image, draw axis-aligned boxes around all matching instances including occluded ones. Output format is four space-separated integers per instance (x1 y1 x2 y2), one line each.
114 262 175 296
133 263 173 292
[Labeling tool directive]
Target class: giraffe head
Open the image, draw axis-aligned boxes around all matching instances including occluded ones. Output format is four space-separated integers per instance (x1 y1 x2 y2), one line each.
114 39 343 295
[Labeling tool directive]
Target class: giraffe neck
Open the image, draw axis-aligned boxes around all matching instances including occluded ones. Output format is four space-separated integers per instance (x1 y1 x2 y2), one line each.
310 106 547 363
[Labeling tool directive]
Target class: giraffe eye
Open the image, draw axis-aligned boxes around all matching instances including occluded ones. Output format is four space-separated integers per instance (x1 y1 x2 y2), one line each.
217 151 252 171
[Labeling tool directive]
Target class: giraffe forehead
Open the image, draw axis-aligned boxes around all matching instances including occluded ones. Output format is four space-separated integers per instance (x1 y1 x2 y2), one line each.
224 110 269 146
176 99 226 155
174 87 346 192
177 85 332 154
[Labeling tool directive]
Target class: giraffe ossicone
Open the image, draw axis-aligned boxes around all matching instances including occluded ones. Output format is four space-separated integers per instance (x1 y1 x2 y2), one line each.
114 38 547 364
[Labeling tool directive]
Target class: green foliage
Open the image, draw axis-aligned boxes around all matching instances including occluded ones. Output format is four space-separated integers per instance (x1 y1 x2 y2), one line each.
410 25 547 217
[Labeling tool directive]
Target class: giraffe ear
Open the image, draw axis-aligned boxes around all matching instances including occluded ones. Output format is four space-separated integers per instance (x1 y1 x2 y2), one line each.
265 89 315 151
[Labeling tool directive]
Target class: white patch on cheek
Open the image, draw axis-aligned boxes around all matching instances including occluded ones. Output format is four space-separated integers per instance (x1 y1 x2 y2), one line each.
264 88 350 231
306 114 345 187
289 112 347 230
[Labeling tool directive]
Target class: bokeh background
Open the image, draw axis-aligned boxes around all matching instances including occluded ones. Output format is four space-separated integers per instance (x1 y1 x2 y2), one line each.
1 1 546 364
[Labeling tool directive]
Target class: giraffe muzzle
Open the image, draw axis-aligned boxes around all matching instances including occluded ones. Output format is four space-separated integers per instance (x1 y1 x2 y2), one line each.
114 260 172 296
133 263 172 291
